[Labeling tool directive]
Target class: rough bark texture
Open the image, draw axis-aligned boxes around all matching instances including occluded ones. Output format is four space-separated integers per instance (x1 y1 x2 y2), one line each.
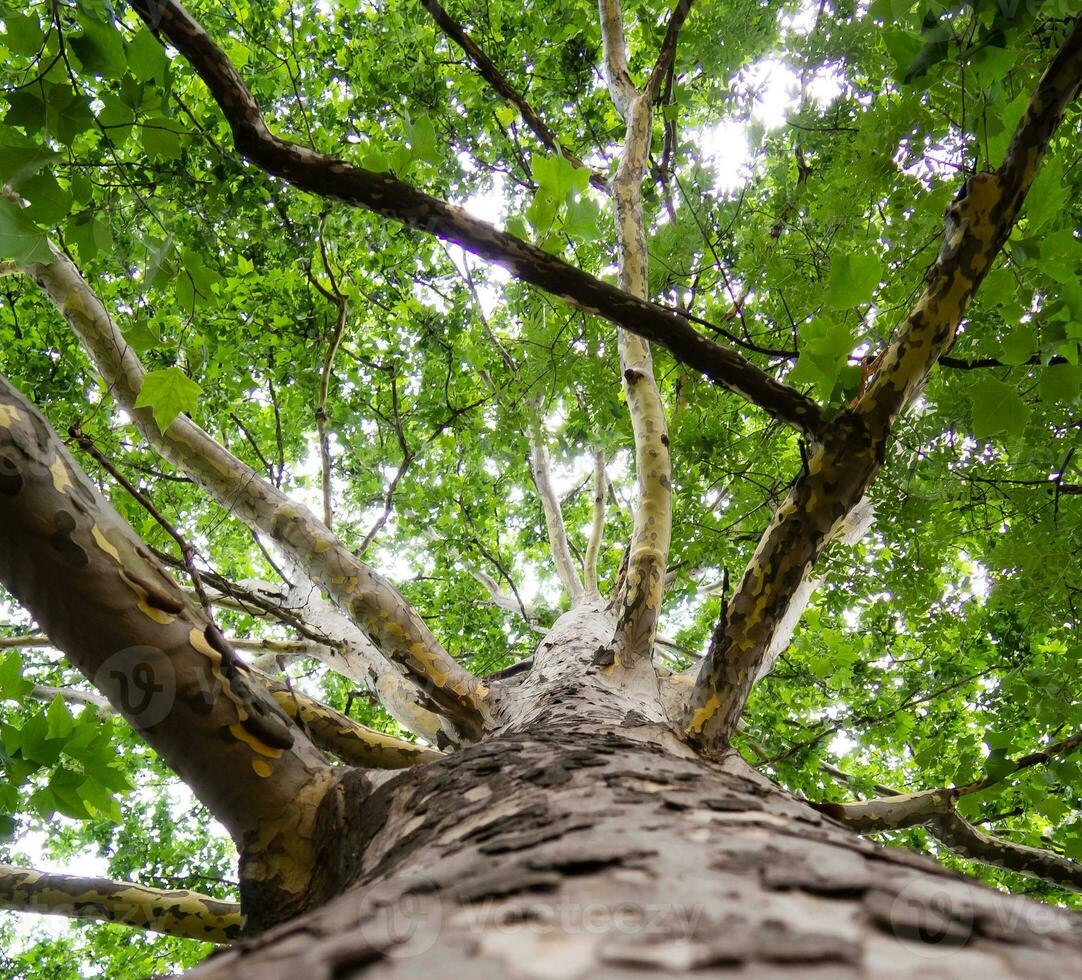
189 722 1082 978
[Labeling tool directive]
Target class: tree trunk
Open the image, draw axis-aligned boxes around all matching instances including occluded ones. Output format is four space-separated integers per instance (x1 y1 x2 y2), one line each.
197 615 1082 979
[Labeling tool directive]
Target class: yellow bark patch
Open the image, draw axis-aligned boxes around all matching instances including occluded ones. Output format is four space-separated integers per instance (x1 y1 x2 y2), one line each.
118 569 177 624
91 525 122 564
687 693 721 735
251 758 273 778
0 403 23 428
188 627 222 663
229 722 286 758
49 456 74 495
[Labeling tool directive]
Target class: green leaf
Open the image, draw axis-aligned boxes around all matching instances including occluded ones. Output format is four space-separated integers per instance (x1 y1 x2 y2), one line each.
827 253 882 308
19 171 73 226
0 198 52 265
65 211 104 262
127 27 168 83
495 105 517 127
45 696 76 741
1039 363 1082 405
17 714 64 767
135 367 203 430
0 142 61 186
1037 796 1070 823
69 15 127 78
4 90 45 132
970 45 1016 85
1000 324 1034 365
2 13 44 56
122 316 160 353
403 113 439 163
45 85 95 145
1024 156 1067 231
0 651 32 702
77 775 121 820
141 119 183 159
969 377 1029 440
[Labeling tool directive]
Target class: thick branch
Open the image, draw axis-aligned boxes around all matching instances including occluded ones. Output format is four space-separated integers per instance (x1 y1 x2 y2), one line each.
583 448 606 596
929 811 1082 893
0 864 243 942
600 2 672 669
257 670 445 769
22 245 490 742
645 0 694 102
418 0 606 190
128 0 824 435
598 0 638 118
683 16 1082 752
0 376 335 919
528 407 584 603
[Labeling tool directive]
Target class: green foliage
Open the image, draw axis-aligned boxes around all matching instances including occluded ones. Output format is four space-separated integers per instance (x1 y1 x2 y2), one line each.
0 0 1081 971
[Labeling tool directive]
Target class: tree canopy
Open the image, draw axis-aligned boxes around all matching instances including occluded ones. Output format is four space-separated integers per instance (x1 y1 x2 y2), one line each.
0 0 1081 975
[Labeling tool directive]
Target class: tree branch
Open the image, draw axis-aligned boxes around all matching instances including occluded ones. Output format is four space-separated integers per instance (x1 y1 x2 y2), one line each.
0 863 243 942
418 0 607 191
645 0 693 103
928 811 1082 893
812 728 1082 890
255 669 445 768
28 684 112 714
128 0 824 436
598 0 638 118
599 0 673 670
528 405 585 603
317 294 348 530
209 573 452 747
22 243 491 742
0 375 335 919
583 448 606 596
682 15 1082 753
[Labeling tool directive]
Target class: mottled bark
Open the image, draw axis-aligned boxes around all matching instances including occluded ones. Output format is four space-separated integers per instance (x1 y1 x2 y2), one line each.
0 376 337 922
232 574 449 745
256 669 446 769
0 864 242 942
600 0 674 672
684 13 1082 752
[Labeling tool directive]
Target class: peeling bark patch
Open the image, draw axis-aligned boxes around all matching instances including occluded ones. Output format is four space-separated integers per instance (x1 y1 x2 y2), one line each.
49 511 88 566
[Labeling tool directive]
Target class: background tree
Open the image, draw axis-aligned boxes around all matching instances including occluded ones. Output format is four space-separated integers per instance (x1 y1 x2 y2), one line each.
0 0 1081 976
